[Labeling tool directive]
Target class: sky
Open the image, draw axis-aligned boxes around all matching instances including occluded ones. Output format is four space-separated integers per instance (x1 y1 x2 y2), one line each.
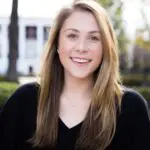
0 0 150 39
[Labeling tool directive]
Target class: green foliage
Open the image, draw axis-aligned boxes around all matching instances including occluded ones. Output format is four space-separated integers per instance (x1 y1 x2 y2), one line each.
122 74 150 86
0 82 19 106
132 87 150 101
0 75 6 81
136 35 150 51
97 0 113 8
121 73 150 101
96 0 129 53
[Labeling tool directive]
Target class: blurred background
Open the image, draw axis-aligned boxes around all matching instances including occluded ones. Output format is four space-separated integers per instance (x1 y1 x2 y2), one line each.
0 0 150 108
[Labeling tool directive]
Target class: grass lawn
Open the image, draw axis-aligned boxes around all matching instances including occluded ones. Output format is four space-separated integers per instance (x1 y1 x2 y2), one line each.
0 81 19 106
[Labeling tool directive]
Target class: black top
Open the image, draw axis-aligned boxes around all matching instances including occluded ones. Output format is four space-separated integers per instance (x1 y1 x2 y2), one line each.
0 83 150 150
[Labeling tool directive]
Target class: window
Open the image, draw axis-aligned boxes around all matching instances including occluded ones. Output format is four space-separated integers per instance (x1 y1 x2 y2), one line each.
25 26 37 58
26 26 37 40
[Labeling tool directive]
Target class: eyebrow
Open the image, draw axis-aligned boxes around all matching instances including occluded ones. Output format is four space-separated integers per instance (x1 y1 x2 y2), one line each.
64 28 101 34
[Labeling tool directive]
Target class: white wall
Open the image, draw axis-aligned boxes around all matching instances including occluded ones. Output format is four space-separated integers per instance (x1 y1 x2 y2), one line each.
0 16 52 75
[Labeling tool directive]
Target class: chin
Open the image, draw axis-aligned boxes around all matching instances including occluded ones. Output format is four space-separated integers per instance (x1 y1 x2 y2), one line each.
70 72 93 80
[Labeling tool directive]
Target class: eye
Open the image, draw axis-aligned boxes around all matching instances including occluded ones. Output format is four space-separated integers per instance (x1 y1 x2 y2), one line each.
90 36 100 41
67 33 78 39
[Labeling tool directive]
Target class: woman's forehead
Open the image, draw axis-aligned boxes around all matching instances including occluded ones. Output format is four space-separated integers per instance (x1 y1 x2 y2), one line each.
61 11 100 33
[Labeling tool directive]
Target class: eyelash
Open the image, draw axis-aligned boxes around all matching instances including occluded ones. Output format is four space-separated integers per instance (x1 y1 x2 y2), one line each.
67 34 100 41
67 34 78 39
89 36 99 41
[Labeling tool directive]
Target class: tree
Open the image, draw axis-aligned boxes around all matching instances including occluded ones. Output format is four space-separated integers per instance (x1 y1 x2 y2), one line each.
135 0 150 50
134 0 150 68
6 0 19 82
140 0 150 38
97 0 129 71
138 0 150 44
140 0 150 85
97 0 128 51
135 32 150 51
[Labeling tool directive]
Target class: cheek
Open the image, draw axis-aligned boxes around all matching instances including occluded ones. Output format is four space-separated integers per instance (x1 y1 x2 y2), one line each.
58 38 71 55
93 44 103 62
58 44 70 65
58 49 67 69
58 48 70 59
58 32 66 52
58 33 70 64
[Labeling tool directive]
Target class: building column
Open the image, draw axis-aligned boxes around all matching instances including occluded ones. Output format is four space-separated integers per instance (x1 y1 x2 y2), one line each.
2 24 8 58
37 25 43 57
19 24 26 59
0 23 8 74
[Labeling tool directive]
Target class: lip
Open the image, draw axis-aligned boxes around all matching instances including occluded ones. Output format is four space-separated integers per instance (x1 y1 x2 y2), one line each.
70 57 92 66
70 57 92 61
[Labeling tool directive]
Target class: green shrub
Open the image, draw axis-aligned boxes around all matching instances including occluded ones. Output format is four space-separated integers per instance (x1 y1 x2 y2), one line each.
0 82 19 106
0 75 6 82
122 74 150 86
132 86 150 102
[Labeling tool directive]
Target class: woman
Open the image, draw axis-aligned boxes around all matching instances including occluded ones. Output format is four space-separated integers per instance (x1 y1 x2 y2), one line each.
0 0 150 150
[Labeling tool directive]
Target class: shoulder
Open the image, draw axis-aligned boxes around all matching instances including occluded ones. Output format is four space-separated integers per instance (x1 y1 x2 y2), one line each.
12 82 39 96
112 88 150 149
0 82 40 145
1 82 40 111
8 82 39 101
120 87 149 116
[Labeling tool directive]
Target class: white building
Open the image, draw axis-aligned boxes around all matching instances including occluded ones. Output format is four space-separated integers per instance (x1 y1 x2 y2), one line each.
0 16 53 75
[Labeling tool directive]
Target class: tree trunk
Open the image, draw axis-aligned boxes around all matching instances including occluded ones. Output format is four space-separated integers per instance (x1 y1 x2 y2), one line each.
6 0 19 82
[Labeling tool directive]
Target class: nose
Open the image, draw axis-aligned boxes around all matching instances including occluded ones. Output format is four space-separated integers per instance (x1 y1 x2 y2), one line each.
75 38 87 53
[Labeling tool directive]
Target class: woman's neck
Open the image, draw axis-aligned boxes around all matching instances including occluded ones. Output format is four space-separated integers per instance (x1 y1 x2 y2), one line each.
62 74 94 101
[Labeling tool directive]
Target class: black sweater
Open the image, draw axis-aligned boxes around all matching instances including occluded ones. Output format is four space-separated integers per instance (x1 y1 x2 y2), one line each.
0 83 150 150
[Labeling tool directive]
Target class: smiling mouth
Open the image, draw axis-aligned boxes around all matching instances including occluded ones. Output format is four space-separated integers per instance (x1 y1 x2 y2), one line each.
70 57 92 64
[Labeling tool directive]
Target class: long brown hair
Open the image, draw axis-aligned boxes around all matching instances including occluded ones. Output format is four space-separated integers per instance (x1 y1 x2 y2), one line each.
31 0 123 149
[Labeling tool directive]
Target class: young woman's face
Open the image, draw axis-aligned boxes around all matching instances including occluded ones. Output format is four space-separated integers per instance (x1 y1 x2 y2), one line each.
58 10 103 80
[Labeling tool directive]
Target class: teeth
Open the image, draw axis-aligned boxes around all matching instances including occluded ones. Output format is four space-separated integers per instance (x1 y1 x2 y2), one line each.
71 57 90 63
